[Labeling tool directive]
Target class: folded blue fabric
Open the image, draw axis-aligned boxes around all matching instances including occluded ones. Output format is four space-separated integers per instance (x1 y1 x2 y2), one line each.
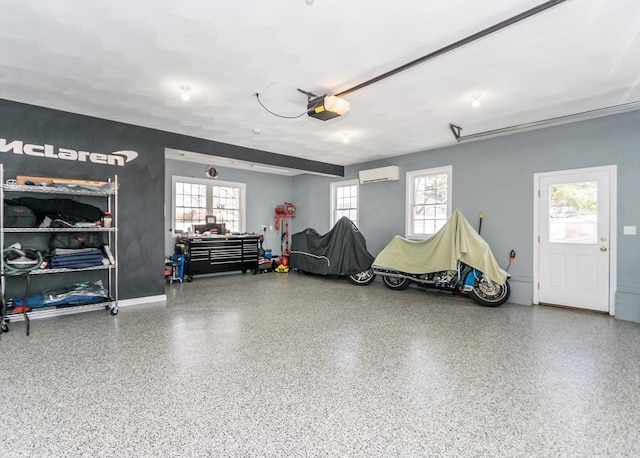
52 248 102 256
12 293 107 308
10 293 46 308
51 257 103 264
51 254 103 261
50 260 104 269
52 253 103 261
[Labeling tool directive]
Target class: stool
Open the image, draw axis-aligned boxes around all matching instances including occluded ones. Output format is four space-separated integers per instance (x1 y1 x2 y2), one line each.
166 253 184 284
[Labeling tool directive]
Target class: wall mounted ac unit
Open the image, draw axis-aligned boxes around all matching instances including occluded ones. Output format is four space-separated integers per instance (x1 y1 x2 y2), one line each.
358 165 400 184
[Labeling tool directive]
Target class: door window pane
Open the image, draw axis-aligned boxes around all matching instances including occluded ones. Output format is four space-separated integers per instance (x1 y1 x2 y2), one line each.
549 181 597 243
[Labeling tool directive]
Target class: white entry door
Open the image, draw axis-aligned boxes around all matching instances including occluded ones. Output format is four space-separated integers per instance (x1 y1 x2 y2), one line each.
536 166 615 312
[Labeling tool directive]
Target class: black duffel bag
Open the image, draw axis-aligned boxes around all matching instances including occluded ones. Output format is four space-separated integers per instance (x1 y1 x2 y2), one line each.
3 203 37 228
6 197 104 223
50 232 104 250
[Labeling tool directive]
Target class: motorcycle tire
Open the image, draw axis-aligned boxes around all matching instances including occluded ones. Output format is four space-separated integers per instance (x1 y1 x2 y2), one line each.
382 276 411 290
348 269 376 286
469 276 510 307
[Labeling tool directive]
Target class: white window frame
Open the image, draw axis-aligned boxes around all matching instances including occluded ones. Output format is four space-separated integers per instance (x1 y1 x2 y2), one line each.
330 179 359 227
172 176 246 234
405 165 452 239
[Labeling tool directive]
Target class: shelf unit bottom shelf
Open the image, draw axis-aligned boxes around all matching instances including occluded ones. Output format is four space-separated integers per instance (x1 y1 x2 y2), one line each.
4 300 117 322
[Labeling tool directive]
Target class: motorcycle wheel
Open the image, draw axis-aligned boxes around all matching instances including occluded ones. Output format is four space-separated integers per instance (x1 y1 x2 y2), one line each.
382 276 411 290
348 269 376 286
469 276 510 307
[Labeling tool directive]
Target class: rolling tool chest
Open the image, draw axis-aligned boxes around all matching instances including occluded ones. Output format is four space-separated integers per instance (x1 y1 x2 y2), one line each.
183 234 259 281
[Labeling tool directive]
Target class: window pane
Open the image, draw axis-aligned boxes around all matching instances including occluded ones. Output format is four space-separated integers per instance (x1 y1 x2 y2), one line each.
212 185 241 232
174 180 245 234
333 183 358 226
175 181 207 233
410 170 449 236
549 181 597 243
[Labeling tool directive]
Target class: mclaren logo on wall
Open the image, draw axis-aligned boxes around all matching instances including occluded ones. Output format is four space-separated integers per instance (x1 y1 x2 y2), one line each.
0 138 138 167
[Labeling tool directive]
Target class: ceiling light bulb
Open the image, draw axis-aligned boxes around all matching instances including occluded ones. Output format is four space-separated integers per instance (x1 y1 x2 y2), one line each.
180 86 191 101
472 99 480 108
342 133 350 144
324 95 350 115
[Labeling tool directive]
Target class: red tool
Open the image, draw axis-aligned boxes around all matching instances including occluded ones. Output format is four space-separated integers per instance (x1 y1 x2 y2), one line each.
275 203 296 266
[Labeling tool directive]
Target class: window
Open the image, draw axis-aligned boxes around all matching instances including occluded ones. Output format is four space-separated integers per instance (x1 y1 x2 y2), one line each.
330 179 359 227
172 177 246 234
175 181 207 233
406 166 452 238
212 185 242 232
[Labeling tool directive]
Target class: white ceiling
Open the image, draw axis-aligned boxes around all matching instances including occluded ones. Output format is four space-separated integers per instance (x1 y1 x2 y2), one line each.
1 0 639 172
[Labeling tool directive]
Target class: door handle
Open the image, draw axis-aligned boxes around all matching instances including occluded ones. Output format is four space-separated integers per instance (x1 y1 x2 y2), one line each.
600 246 608 252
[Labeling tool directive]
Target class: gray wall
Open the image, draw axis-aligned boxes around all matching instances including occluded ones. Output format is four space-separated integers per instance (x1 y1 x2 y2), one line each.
164 159 293 257
4 98 637 322
293 111 640 322
1 99 166 300
1 99 334 303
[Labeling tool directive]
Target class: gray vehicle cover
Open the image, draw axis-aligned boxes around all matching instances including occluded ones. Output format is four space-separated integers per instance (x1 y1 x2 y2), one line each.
289 217 374 275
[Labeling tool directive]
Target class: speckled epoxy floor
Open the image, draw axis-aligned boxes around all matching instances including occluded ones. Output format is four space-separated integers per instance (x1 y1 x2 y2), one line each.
1 273 639 457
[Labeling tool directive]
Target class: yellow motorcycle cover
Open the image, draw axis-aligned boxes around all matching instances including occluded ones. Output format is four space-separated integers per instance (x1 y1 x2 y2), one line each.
373 209 508 285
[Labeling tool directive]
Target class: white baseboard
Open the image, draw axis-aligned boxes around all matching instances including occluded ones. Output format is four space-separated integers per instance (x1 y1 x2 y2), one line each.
118 294 167 307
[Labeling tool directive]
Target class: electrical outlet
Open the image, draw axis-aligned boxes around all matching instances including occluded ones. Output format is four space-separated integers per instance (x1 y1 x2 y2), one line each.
262 225 267 232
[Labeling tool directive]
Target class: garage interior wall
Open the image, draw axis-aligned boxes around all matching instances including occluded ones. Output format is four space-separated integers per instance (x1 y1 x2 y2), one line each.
293 111 640 323
164 158 293 256
3 99 638 323
1 99 166 301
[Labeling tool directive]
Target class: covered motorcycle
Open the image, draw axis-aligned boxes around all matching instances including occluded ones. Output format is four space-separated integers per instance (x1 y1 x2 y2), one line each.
289 216 376 285
372 209 510 306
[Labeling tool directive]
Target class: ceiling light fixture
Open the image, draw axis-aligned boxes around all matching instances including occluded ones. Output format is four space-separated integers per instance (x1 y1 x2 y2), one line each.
180 86 191 101
342 133 350 144
471 94 482 108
